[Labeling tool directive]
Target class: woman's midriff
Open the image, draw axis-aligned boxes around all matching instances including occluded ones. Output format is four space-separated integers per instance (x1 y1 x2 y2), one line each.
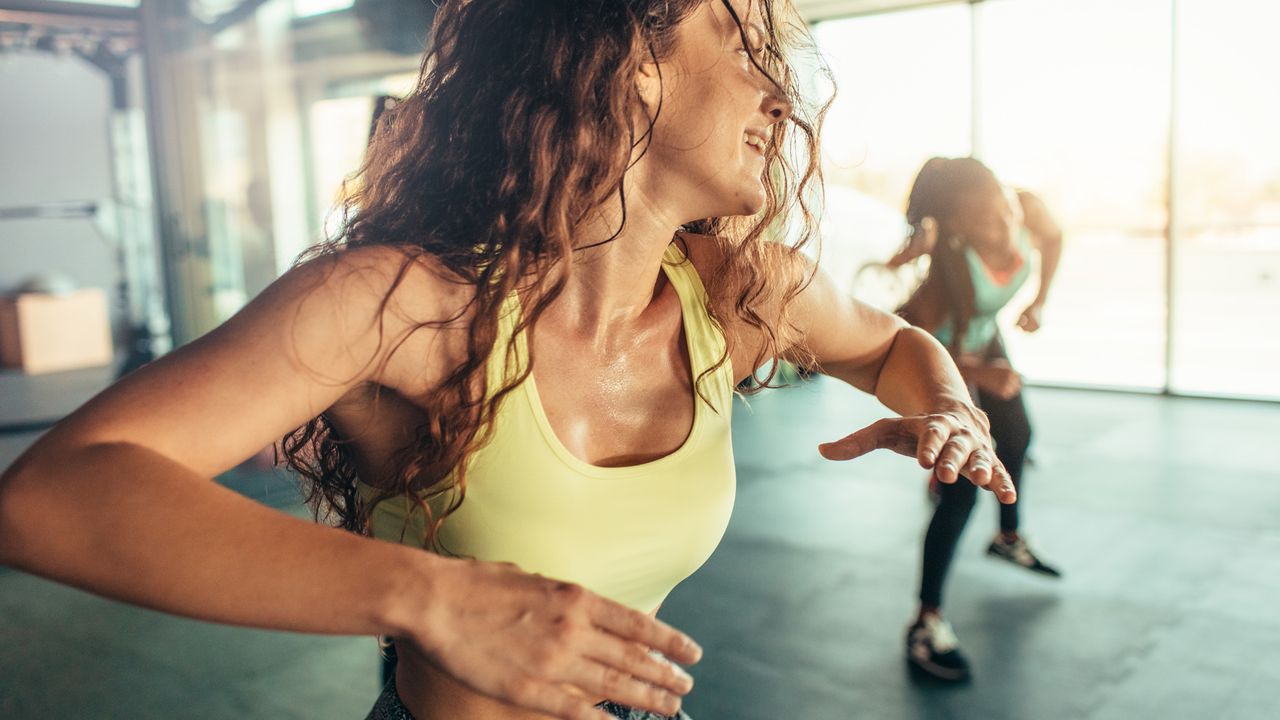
395 650 571 720
393 606 664 720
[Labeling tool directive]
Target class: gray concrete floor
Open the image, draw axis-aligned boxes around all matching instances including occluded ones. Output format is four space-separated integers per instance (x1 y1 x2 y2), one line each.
1 379 1278 719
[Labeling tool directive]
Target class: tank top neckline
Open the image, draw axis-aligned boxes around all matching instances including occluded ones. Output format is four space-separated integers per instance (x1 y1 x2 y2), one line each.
966 230 1032 288
504 242 721 480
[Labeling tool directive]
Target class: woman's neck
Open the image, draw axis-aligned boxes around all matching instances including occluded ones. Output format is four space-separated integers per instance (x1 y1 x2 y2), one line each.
552 187 685 343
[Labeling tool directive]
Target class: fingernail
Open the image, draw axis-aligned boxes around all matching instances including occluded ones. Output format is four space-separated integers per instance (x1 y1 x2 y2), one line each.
672 664 694 691
685 638 703 662
940 462 955 473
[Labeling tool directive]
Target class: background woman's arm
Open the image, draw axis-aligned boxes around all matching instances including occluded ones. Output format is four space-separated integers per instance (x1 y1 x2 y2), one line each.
1017 190 1064 331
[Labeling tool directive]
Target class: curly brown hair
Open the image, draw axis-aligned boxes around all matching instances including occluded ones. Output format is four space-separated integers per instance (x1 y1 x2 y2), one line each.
280 0 831 547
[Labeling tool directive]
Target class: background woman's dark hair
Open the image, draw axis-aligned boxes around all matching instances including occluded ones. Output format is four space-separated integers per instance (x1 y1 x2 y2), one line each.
280 0 832 547
899 156 1001 356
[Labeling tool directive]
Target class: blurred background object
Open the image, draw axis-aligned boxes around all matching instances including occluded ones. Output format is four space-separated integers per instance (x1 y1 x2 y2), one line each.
0 0 432 431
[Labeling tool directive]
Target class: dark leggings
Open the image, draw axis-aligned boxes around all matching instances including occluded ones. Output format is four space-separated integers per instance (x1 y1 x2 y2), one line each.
918 385 1032 609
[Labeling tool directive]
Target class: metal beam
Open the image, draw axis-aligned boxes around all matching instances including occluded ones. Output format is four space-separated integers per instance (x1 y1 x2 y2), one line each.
0 0 138 20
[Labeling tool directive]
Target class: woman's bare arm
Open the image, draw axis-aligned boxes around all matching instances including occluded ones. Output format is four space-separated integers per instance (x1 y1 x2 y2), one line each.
775 253 1017 503
1017 190 1064 330
783 257 967 414
0 247 454 633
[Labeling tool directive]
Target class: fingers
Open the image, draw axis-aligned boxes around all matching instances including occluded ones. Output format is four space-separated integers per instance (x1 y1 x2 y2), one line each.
589 596 702 666
1017 308 1042 333
517 587 696 719
504 677 615 720
989 462 1018 504
585 637 694 699
818 419 894 461
565 656 686 717
932 435 977 486
821 414 1012 503
1004 372 1023 398
960 448 994 488
958 451 1016 502
913 418 952 469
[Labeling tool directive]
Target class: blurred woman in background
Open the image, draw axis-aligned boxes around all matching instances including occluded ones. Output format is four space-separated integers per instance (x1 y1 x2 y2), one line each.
890 156 1065 682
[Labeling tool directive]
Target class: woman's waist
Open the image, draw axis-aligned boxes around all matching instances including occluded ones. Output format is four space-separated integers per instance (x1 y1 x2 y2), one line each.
388 604 662 720
394 652 573 720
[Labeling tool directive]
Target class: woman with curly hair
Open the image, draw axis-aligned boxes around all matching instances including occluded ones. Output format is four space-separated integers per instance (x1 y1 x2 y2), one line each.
0 3 1015 719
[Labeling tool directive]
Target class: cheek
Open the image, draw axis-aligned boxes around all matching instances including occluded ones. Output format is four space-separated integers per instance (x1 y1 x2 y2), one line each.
654 75 738 157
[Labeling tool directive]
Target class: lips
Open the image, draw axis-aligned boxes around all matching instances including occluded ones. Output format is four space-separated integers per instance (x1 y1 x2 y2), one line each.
743 128 768 156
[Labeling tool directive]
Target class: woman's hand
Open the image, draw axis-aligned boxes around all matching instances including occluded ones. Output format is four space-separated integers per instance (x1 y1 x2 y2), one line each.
405 557 701 720
817 404 1017 504
1016 301 1044 332
972 361 1022 400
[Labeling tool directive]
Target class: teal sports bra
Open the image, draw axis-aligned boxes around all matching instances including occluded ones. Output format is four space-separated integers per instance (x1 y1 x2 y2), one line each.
931 230 1033 355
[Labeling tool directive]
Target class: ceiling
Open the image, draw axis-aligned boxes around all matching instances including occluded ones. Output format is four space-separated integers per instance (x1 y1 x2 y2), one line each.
792 0 967 22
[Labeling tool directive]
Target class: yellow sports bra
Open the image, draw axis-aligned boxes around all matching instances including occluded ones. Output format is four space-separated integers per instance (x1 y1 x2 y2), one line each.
359 242 737 612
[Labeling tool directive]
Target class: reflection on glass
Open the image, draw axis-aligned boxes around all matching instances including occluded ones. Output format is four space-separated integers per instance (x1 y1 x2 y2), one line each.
293 0 354 17
976 0 1171 390
1171 0 1280 399
150 0 422 339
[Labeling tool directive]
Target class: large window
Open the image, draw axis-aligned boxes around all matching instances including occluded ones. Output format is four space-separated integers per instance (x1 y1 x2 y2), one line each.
813 0 1278 400
976 0 1171 390
810 4 971 298
1170 0 1280 398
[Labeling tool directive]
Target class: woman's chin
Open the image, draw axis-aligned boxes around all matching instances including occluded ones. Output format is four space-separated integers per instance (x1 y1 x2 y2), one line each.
682 182 767 222
722 185 768 218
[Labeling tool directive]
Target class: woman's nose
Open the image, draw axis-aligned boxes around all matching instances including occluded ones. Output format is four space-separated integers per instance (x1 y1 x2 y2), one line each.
762 88 792 125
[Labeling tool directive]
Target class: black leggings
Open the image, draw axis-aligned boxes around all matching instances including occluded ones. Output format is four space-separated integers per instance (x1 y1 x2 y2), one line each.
918 385 1032 609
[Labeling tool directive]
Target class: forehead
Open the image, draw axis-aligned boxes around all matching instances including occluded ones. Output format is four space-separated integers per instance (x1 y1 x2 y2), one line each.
958 183 1015 213
706 0 764 35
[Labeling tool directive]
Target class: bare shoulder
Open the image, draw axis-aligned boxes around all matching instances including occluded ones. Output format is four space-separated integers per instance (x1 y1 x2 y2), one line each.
290 244 472 330
1016 190 1062 242
294 244 478 394
21 244 478 479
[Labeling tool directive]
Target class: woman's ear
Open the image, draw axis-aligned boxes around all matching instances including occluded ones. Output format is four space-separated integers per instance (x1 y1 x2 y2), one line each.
635 60 663 113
